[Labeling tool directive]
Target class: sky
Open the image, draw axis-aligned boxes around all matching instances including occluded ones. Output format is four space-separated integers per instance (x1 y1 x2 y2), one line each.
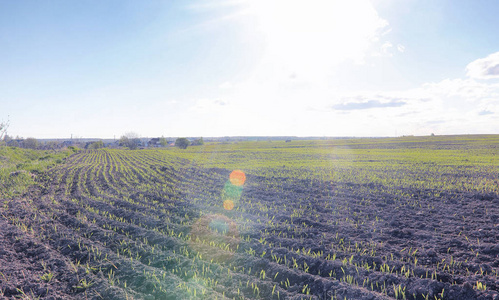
1 0 499 139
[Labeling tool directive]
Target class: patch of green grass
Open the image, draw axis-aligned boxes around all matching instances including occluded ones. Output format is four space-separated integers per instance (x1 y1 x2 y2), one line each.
169 135 499 194
40 272 54 282
0 147 73 198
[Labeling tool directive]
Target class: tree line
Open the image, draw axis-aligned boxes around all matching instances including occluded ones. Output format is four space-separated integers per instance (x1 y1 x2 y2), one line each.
1 118 203 150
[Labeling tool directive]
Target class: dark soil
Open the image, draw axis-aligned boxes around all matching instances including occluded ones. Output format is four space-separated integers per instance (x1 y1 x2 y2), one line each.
1 150 498 299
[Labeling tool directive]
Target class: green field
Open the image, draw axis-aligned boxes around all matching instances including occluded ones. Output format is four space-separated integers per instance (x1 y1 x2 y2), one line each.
173 135 499 193
0 135 498 299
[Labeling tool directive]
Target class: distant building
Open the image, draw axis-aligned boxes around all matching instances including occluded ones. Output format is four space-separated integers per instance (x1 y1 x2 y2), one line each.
148 138 161 147
107 141 120 148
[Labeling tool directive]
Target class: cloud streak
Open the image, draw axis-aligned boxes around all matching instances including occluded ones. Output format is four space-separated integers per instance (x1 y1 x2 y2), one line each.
478 110 494 116
332 99 406 111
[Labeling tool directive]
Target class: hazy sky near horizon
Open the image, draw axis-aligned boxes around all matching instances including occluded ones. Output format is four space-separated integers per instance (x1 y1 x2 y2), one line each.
2 0 499 138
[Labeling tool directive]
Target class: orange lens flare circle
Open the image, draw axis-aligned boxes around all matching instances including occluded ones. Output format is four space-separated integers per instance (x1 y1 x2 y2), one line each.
223 199 235 211
229 170 246 186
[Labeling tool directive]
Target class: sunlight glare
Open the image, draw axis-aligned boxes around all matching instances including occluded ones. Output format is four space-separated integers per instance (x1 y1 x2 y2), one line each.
242 0 389 76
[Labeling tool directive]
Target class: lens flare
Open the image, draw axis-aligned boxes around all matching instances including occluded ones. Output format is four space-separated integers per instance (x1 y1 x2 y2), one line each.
223 199 235 210
222 181 243 199
189 214 240 263
220 170 246 210
209 218 230 234
229 170 246 186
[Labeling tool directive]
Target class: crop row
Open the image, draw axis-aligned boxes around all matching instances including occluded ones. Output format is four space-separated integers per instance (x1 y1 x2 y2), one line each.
2 139 498 299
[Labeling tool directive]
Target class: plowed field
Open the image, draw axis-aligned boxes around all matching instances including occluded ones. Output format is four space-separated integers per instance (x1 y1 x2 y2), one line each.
1 136 498 299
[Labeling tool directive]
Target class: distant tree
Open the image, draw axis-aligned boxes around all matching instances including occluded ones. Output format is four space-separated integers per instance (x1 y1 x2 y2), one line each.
87 141 104 149
3 134 11 142
120 132 141 150
159 136 168 147
175 138 190 149
119 136 129 147
191 137 204 146
24 137 38 149
0 118 9 142
2 134 11 147
7 136 19 147
46 141 59 150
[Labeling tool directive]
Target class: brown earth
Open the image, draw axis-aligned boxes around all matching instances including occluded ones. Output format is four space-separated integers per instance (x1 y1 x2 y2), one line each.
0 150 498 299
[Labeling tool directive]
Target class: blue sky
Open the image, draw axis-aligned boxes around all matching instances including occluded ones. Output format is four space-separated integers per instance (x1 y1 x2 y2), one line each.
2 0 499 138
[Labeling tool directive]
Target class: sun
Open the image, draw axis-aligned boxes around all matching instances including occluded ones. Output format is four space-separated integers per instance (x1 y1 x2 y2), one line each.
240 0 388 69
191 0 388 85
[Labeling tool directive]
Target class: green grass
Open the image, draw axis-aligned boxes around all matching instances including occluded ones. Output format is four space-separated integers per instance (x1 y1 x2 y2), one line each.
2 134 497 199
0 146 75 198
171 134 499 194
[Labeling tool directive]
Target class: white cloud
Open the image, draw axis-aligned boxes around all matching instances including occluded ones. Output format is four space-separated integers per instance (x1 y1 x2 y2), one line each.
219 81 233 89
423 78 499 102
466 51 499 79
371 41 393 57
302 73 499 136
181 75 499 136
191 98 232 113
371 42 406 58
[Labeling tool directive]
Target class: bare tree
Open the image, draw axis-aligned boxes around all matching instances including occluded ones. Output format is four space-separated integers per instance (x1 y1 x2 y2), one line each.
0 117 10 141
119 132 141 150
191 137 204 146
159 136 168 147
